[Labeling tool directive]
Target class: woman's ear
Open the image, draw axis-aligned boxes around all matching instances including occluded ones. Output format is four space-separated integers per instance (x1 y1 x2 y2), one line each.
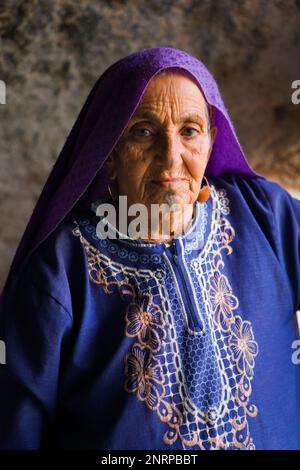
206 126 218 162
211 126 218 146
103 151 117 180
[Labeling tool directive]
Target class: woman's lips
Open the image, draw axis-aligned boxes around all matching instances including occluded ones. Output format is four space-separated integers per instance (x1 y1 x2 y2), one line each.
152 178 188 188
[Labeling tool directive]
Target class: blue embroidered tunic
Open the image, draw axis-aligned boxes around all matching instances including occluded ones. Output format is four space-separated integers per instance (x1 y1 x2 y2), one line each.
0 174 299 450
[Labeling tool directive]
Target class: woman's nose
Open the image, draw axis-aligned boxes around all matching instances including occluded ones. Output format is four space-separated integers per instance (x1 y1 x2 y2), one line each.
157 132 182 168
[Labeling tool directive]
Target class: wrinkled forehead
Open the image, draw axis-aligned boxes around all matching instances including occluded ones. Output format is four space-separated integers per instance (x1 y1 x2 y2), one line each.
154 67 204 89
132 67 212 123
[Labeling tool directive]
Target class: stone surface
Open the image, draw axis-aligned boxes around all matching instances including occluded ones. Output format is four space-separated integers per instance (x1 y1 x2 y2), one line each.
0 0 300 288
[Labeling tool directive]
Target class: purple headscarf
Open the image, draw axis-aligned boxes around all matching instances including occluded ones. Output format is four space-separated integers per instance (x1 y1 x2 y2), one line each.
1 46 265 303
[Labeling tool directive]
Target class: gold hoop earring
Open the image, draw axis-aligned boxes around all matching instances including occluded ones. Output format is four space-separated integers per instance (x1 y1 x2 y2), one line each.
197 175 211 203
108 183 115 201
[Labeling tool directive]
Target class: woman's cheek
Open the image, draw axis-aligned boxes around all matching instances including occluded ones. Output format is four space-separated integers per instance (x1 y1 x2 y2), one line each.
183 142 211 179
116 144 136 172
120 150 149 188
182 151 204 181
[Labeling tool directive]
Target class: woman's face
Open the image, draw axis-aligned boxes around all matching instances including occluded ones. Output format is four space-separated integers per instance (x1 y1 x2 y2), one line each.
107 71 217 210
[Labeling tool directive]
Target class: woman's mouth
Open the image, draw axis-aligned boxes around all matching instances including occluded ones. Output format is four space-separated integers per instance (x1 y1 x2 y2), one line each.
152 178 188 188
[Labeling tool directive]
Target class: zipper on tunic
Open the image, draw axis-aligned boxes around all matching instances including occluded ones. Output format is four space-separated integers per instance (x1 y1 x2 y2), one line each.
163 239 203 333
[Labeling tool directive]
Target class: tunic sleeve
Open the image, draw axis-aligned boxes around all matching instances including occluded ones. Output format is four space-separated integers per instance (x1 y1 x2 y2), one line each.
258 178 300 313
0 255 73 449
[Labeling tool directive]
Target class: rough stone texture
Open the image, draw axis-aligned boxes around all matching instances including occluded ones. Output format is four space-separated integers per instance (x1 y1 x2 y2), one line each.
0 0 300 289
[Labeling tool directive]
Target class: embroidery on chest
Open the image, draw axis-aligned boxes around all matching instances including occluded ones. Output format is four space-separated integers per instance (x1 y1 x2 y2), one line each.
71 184 258 450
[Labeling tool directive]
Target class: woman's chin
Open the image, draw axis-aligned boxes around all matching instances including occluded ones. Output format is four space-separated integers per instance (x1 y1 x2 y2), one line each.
144 192 189 209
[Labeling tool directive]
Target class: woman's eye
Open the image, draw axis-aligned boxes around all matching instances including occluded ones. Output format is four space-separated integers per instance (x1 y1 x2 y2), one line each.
133 127 152 137
182 127 199 137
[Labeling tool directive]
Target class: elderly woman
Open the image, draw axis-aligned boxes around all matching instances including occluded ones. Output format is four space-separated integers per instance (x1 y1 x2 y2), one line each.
0 47 299 451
